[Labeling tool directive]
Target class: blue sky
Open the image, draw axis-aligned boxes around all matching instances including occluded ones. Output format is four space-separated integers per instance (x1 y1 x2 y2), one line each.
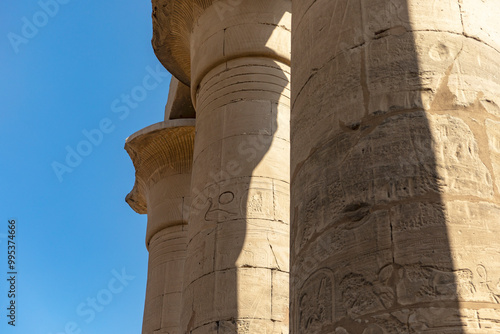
0 1 173 333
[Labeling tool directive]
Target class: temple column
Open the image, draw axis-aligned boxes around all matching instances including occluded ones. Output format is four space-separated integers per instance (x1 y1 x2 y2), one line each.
290 0 500 332
126 116 195 334
151 1 292 332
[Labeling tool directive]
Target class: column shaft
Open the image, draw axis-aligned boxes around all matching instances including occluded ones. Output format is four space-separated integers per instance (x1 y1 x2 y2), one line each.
150 1 291 332
143 225 187 334
125 120 195 334
291 0 500 332
183 57 291 334
179 2 292 331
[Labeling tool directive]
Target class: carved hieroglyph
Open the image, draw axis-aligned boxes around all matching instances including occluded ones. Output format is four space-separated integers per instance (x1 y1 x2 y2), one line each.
126 119 195 334
291 0 500 332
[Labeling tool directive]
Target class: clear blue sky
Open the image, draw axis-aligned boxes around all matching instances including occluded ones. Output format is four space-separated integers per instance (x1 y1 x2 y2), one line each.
0 1 172 333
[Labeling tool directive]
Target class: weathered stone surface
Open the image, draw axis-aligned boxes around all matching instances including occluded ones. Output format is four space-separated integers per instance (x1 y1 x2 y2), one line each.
291 0 500 332
128 0 500 333
486 119 500 193
183 56 291 331
126 118 195 334
152 2 293 333
427 114 493 198
143 226 188 334
459 0 500 52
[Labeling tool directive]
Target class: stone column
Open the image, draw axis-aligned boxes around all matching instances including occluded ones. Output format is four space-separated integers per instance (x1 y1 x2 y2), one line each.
152 1 291 332
126 118 195 334
291 0 500 332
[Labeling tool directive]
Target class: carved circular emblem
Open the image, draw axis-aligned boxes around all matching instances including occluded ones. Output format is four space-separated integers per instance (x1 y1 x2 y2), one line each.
219 191 235 205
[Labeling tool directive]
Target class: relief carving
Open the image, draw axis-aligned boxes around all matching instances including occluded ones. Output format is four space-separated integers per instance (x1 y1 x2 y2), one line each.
340 272 391 318
340 264 473 316
248 191 263 213
336 262 500 333
297 269 334 332
217 319 250 333
204 191 238 221
296 196 320 249
476 264 500 303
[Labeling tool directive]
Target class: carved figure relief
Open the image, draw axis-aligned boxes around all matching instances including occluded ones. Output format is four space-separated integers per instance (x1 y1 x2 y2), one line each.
248 191 263 213
296 196 320 250
477 264 500 303
298 269 334 332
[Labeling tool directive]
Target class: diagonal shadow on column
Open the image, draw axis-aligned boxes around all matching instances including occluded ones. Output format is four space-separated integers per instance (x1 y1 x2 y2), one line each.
290 0 500 332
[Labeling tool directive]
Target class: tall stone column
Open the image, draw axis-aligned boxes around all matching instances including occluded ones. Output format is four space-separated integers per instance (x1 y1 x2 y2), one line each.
291 0 500 332
152 1 291 333
126 117 195 334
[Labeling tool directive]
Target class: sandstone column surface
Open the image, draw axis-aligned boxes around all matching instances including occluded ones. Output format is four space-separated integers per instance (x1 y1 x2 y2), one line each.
291 0 500 332
152 1 292 333
126 117 195 334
